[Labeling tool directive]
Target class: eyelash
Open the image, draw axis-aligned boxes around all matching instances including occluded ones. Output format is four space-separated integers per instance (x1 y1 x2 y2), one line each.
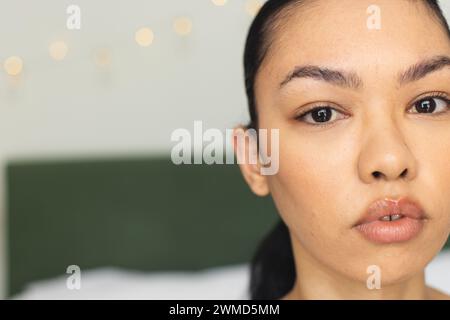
295 92 450 128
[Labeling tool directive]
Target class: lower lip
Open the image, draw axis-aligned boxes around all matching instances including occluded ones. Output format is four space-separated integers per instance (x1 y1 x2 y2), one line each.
354 217 425 244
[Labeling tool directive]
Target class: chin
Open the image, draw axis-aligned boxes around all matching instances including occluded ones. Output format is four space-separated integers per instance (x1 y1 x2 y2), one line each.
356 245 436 286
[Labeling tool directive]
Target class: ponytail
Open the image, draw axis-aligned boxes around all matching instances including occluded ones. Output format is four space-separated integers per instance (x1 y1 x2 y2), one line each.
249 219 295 299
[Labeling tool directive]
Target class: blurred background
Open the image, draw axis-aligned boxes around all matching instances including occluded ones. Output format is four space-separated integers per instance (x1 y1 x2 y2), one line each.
1 0 450 299
0 0 279 299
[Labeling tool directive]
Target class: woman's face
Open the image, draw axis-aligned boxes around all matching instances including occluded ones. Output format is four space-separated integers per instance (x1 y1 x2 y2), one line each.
251 0 450 285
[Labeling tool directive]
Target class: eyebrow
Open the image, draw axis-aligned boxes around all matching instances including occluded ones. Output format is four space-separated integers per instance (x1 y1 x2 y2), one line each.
398 55 450 85
279 65 363 89
279 55 450 90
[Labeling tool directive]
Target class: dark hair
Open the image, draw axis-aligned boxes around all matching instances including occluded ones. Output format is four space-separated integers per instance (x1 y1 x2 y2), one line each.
244 0 450 300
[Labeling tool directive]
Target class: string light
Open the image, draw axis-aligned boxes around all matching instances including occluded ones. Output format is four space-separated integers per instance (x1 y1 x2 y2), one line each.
135 27 154 47
173 17 192 36
49 41 68 61
245 0 263 17
4 56 23 76
2 2 264 78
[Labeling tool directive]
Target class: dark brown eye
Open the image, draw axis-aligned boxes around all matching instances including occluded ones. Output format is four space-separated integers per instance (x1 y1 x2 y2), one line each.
413 97 448 114
415 98 436 113
296 106 347 127
310 108 332 123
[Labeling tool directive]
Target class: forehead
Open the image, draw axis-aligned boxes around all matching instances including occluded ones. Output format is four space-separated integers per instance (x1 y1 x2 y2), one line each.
258 0 450 86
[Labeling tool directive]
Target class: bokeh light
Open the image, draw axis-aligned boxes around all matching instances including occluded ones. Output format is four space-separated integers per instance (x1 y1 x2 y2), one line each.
173 17 193 36
94 48 112 68
135 27 154 47
4 56 23 76
211 0 227 6
49 41 69 61
245 0 263 17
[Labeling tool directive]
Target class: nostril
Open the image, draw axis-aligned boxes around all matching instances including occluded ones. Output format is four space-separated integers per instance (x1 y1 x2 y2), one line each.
373 171 382 178
400 168 408 177
372 169 408 179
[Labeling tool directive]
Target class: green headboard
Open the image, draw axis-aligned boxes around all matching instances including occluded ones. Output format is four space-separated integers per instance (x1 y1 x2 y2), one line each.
6 156 449 297
6 157 279 297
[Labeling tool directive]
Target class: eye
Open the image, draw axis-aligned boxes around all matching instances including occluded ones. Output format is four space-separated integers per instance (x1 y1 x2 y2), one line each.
410 95 450 115
295 106 346 126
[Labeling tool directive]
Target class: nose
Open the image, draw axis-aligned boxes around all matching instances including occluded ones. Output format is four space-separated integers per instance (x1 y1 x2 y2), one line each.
358 118 417 184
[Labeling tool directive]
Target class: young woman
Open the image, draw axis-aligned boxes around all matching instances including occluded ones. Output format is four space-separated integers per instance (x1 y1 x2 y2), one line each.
236 0 450 299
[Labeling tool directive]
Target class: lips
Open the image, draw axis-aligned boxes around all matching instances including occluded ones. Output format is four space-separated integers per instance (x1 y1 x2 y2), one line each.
353 197 427 244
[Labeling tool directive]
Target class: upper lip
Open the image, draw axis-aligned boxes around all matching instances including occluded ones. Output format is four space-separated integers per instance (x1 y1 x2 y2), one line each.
353 196 427 227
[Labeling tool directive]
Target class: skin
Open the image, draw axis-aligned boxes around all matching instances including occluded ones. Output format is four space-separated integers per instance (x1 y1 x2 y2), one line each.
235 0 450 299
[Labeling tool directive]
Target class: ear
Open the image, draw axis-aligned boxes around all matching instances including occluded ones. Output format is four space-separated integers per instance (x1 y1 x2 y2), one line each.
232 126 270 197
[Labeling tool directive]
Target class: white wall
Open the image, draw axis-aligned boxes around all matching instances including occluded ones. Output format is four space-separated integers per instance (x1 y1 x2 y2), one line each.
0 0 253 159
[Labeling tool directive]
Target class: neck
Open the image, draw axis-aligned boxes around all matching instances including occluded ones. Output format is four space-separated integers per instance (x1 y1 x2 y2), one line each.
283 235 429 300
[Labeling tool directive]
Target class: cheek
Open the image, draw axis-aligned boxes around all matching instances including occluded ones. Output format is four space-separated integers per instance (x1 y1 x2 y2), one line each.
405 122 450 228
266 139 368 280
266 129 354 247
415 129 450 241
257 108 359 265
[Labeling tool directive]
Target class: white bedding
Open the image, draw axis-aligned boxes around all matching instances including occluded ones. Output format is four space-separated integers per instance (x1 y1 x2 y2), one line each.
13 250 450 299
